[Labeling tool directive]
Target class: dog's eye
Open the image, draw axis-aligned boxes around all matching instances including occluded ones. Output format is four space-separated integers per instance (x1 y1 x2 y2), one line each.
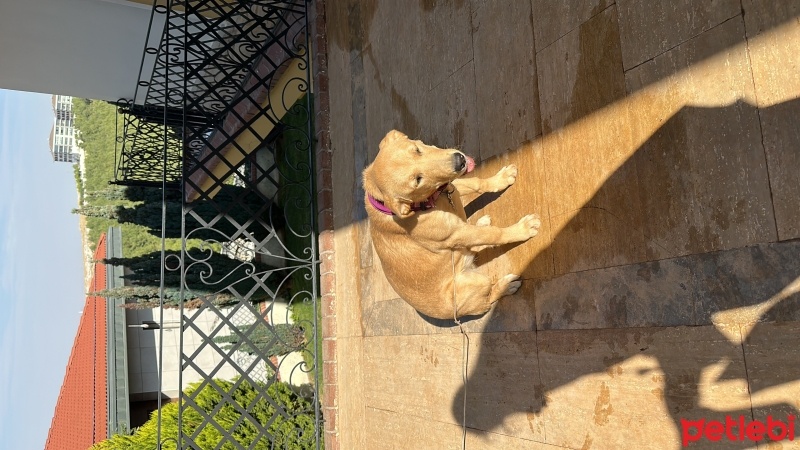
415 146 422 155
415 175 423 185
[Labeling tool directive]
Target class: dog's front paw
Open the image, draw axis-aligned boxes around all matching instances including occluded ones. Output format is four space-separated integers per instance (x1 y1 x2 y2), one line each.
488 164 518 192
514 214 541 240
475 215 492 227
499 164 518 185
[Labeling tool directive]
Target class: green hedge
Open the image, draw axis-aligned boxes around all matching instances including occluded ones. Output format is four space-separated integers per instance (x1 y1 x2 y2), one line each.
92 379 319 450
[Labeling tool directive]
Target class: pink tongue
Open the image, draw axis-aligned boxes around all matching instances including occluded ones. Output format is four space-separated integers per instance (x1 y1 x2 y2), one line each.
465 156 475 173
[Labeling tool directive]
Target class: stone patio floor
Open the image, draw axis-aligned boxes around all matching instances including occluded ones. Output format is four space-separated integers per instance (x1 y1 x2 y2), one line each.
314 1 800 449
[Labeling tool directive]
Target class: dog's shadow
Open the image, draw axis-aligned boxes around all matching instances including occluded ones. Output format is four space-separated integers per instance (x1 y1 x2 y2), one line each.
463 191 502 218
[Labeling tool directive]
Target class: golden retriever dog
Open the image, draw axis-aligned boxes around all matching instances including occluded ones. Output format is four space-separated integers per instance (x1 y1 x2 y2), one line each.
363 130 542 320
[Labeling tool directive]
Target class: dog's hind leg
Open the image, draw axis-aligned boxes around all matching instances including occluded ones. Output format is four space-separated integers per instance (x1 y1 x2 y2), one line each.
451 270 521 318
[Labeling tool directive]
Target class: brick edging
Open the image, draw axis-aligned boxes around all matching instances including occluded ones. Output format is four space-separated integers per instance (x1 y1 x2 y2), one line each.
310 1 339 449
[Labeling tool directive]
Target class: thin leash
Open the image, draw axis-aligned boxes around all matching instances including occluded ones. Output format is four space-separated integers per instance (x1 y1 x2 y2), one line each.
444 183 469 450
452 250 469 450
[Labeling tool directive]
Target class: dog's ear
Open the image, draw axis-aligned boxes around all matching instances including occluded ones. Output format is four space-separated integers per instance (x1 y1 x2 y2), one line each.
386 129 408 140
388 197 414 218
364 165 412 216
380 130 408 150
362 165 376 194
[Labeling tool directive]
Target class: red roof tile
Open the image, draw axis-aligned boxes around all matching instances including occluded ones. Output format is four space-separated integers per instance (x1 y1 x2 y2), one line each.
45 233 108 449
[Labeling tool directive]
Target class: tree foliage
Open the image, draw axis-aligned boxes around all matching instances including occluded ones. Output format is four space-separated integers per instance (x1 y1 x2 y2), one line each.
73 184 284 241
92 285 239 309
91 379 319 450
71 99 191 257
84 185 130 202
213 322 306 357
96 249 286 308
72 163 84 205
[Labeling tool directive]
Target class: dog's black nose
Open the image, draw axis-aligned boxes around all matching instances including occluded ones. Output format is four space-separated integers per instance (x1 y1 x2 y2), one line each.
453 153 466 172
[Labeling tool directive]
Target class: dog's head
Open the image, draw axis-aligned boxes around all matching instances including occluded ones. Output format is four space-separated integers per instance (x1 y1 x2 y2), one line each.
363 130 474 218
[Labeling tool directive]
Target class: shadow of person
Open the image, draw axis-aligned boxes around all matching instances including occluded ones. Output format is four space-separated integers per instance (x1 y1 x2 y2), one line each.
451 98 800 447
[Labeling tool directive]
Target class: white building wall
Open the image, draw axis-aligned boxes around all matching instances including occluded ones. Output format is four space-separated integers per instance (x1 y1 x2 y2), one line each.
125 300 310 399
0 0 156 101
51 95 80 162
126 307 240 399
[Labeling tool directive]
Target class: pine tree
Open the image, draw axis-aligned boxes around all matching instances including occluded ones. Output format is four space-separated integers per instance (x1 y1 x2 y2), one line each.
213 322 306 357
73 185 285 241
72 205 120 220
92 285 239 309
102 250 286 303
84 185 129 202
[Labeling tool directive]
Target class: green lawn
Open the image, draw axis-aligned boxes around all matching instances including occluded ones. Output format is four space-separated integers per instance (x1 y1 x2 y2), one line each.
290 298 323 394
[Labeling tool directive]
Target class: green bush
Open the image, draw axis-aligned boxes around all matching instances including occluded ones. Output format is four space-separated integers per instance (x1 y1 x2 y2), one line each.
92 379 319 450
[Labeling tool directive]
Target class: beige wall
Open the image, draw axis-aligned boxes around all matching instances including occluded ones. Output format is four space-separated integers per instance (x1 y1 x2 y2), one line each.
0 0 155 100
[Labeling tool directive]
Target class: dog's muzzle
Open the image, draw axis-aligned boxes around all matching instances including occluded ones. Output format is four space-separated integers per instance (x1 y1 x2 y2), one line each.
453 153 466 173
452 152 476 174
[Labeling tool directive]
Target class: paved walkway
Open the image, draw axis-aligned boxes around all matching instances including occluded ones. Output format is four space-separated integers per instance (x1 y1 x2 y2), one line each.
321 1 800 448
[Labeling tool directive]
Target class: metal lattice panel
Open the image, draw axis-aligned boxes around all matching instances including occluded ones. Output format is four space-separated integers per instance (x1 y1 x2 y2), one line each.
113 0 320 448
114 0 309 188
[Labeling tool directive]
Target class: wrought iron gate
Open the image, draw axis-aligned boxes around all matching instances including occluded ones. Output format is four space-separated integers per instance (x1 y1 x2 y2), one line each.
114 0 321 448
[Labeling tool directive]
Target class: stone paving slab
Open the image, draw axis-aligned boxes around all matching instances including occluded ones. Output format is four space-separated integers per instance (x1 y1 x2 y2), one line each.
425 61 481 154
693 241 800 325
334 336 366 449
531 0 613 53
463 144 553 281
743 0 800 241
473 0 541 160
356 323 800 449
361 241 800 336
534 256 697 330
626 16 776 260
616 0 741 70
536 4 626 134
364 407 465 450
744 322 800 450
363 334 467 421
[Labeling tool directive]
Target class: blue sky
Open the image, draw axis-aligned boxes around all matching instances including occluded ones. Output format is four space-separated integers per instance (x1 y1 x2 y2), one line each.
0 89 86 449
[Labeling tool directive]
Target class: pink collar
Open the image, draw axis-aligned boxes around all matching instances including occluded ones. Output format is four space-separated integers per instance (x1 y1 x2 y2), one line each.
368 184 451 216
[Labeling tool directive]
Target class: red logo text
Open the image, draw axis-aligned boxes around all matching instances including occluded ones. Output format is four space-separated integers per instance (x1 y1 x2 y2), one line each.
681 415 795 447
